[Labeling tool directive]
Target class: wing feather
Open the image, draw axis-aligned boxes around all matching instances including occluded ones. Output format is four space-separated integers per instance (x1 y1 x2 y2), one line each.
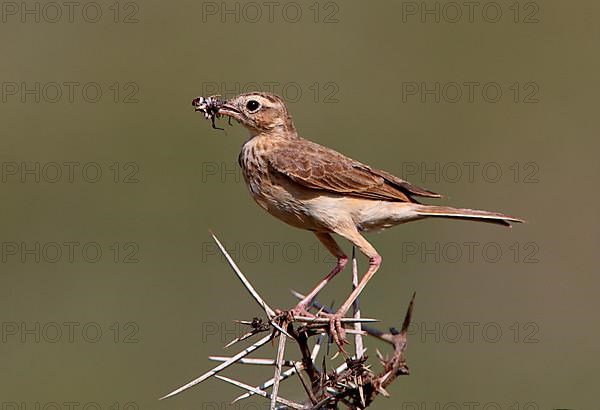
268 139 441 202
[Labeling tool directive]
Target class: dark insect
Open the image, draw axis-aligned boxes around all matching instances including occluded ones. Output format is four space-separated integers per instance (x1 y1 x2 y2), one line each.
192 95 228 130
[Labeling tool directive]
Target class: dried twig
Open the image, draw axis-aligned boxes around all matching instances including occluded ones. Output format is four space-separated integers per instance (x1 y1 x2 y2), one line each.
232 334 325 403
270 333 287 410
160 233 416 409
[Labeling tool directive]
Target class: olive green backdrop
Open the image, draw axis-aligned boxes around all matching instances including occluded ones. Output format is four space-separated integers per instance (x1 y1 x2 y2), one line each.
1 1 598 409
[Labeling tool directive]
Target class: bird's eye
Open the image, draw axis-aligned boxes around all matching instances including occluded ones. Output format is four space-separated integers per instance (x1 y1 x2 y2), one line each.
246 100 260 112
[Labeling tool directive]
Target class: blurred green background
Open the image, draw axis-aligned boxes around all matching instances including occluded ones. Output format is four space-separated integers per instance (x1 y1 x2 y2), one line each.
1 0 598 409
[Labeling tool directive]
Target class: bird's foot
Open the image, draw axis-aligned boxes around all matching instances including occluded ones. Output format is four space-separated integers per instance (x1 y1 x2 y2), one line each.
320 311 349 354
285 304 349 353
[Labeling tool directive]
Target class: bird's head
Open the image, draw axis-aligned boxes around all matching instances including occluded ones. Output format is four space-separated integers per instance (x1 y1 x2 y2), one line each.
218 92 297 137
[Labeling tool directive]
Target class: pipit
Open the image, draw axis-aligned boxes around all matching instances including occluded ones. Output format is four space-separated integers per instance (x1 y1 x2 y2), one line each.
194 92 523 348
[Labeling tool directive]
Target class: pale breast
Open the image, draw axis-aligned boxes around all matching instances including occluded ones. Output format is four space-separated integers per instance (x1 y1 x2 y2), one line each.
238 137 327 231
239 138 268 198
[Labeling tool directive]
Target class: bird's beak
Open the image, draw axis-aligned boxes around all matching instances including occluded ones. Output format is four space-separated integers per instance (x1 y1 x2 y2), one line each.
217 103 242 121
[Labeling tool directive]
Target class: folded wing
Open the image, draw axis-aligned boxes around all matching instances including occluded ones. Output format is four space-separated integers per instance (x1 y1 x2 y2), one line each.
268 139 441 203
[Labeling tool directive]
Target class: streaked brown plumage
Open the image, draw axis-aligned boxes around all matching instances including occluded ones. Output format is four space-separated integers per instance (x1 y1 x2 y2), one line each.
209 92 523 347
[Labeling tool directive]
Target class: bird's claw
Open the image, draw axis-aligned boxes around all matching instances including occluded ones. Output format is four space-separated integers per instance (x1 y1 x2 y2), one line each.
287 305 349 353
324 312 349 354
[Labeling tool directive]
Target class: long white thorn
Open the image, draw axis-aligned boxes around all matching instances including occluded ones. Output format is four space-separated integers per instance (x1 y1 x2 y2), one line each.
351 247 365 408
208 356 298 366
215 375 305 410
231 362 303 403
293 316 378 323
210 232 275 319
159 333 273 400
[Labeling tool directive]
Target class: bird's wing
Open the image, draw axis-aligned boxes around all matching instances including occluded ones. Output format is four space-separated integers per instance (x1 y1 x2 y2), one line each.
268 139 441 202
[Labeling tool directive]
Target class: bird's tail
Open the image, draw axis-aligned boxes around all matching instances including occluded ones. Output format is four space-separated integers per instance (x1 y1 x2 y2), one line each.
414 205 525 227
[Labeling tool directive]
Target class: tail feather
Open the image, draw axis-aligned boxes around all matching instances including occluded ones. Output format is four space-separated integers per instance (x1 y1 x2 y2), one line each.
414 205 524 227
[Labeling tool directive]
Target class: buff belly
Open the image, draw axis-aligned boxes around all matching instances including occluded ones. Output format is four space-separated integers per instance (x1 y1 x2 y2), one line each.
250 181 422 233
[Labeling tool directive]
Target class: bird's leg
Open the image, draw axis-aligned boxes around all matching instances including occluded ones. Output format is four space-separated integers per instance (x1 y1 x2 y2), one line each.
292 257 348 316
291 233 348 317
330 254 381 346
323 228 381 350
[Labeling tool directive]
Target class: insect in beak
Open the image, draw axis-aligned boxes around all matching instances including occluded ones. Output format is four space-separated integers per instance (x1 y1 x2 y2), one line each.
192 95 228 130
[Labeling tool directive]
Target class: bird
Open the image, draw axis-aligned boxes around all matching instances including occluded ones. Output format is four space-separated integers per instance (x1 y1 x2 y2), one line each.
197 92 523 347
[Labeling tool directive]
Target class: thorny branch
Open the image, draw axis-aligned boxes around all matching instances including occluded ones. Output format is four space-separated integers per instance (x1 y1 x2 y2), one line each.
160 233 415 409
